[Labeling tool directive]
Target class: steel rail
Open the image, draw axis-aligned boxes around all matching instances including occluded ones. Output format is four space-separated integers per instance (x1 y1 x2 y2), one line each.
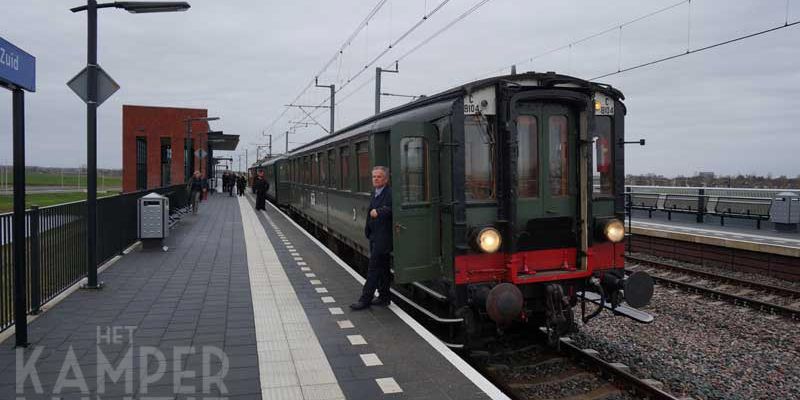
626 255 800 299
556 336 680 400
625 265 800 319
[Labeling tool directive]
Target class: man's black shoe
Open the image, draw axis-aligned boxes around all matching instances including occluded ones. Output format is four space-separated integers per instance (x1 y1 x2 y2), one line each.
349 301 370 311
371 297 390 307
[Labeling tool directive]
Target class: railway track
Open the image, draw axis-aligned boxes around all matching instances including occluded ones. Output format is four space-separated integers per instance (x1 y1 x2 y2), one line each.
471 333 679 400
626 255 800 319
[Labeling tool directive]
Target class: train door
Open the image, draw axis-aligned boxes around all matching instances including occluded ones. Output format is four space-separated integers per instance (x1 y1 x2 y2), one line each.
515 103 577 223
390 122 441 283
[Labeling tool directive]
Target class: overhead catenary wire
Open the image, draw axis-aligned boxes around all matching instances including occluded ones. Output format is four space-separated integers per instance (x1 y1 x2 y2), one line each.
296 0 493 130
591 19 800 80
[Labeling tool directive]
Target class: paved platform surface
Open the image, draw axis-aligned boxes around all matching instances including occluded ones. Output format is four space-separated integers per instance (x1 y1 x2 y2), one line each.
632 216 800 252
0 194 500 399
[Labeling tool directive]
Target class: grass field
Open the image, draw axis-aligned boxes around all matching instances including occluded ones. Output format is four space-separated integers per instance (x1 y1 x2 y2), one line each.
0 191 119 213
0 171 122 187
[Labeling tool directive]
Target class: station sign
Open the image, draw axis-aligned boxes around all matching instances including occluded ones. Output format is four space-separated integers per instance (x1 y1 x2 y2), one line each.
0 36 36 92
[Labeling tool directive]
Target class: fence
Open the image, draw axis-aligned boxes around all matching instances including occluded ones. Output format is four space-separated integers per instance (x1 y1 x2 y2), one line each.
0 184 188 333
625 186 800 229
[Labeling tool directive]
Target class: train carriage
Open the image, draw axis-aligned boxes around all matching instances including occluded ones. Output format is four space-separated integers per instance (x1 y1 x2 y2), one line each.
261 71 653 347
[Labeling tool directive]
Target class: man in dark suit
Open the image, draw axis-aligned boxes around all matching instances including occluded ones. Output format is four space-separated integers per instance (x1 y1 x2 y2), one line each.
351 166 393 310
254 170 269 210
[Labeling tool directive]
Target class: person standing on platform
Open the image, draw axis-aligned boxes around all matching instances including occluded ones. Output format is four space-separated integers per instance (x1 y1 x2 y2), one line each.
254 170 269 210
227 172 235 197
351 166 393 310
236 174 244 196
188 170 207 214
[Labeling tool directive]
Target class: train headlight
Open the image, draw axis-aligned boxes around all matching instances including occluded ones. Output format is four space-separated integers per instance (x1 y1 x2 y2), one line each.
477 227 502 253
604 219 625 243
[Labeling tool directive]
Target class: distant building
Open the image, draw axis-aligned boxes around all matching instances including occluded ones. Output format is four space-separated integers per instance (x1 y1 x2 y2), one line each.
121 105 238 193
697 171 715 179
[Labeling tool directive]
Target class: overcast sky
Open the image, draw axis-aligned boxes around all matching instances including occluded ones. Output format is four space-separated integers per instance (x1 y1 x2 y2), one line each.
1 0 798 177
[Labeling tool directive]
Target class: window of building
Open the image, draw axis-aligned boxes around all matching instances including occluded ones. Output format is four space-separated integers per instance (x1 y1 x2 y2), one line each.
339 146 350 190
356 141 370 192
400 137 428 203
516 115 539 198
136 137 147 190
548 115 569 197
465 117 495 201
183 138 194 182
593 116 614 196
328 149 337 188
312 153 320 185
160 137 172 186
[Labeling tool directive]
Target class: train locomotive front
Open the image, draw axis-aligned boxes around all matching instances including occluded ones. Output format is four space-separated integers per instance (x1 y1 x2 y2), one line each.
271 72 654 347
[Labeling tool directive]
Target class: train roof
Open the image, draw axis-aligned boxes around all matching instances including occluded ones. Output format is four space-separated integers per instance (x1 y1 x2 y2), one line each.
283 71 623 158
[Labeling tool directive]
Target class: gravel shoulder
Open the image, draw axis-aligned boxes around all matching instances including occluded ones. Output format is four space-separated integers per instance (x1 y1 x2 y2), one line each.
570 287 800 400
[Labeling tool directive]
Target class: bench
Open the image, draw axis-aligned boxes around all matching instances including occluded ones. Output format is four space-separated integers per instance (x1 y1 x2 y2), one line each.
712 197 771 229
628 193 660 218
663 195 700 220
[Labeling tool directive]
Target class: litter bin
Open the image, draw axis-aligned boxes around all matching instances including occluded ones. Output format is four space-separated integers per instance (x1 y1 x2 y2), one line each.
769 192 799 233
138 192 170 239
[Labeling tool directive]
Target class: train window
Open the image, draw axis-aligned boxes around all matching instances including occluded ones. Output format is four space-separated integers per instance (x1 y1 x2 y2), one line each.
304 156 311 184
340 146 351 190
465 117 496 201
356 141 371 193
400 137 428 203
312 153 320 185
280 163 287 181
516 115 539 198
328 149 337 188
548 115 569 197
593 116 614 196
319 151 327 186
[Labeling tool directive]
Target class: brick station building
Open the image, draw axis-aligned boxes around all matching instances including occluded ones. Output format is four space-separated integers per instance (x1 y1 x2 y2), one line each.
121 105 238 193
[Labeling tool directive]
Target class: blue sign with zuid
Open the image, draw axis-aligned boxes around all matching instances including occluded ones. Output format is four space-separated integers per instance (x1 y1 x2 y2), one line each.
0 36 35 92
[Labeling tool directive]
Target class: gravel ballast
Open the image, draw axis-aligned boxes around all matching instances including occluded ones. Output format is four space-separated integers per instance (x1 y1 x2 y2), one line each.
571 286 800 400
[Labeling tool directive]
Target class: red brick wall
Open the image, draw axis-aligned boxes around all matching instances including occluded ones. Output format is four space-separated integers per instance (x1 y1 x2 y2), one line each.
122 105 211 193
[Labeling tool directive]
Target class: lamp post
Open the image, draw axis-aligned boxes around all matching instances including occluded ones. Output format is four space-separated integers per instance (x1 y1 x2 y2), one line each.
71 0 190 290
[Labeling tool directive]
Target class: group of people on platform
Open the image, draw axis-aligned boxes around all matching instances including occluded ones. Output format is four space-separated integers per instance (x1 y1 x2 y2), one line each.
222 171 247 197
189 166 393 311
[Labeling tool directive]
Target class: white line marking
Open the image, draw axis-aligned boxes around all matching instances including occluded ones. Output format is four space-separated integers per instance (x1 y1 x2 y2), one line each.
321 296 335 303
294 257 304 261
337 320 354 329
301 267 311 271
297 261 307 266
633 220 800 244
305 273 316 278
360 353 383 367
315 288 328 294
310 280 322 285
328 307 344 315
347 335 367 345
265 200 512 400
375 377 402 394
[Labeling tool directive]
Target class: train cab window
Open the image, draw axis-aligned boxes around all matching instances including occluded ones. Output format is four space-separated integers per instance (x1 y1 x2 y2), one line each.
593 116 614 196
400 137 428 203
465 117 495 201
356 141 371 193
319 151 327 186
516 115 539 198
312 153 320 185
548 115 569 197
328 149 337 188
340 146 351 190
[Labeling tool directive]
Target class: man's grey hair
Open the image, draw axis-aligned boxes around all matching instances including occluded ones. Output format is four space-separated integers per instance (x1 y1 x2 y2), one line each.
372 165 390 175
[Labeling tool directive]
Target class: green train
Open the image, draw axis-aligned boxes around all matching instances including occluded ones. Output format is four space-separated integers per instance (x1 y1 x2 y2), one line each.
252 72 654 346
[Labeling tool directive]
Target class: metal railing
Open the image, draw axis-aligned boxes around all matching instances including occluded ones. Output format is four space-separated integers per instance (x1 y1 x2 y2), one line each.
0 184 189 333
624 186 799 229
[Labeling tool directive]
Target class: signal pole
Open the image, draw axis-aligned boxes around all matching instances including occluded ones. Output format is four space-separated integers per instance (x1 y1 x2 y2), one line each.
375 62 398 114
315 77 335 134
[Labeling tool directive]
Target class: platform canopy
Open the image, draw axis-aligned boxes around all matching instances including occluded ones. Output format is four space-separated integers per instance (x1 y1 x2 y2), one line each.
207 131 239 151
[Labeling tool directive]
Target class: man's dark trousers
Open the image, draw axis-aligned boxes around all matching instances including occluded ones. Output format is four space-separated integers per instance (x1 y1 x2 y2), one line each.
360 186 393 304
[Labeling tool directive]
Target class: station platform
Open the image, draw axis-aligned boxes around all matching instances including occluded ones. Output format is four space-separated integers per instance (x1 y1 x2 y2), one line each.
631 217 800 257
0 194 503 399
